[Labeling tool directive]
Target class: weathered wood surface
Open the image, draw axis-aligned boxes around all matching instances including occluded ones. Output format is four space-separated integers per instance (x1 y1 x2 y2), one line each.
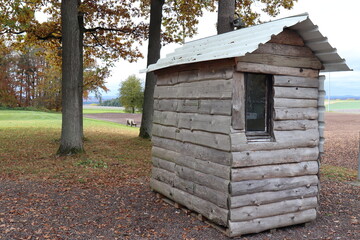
152 146 231 179
274 75 319 88
152 124 231 151
154 79 232 99
152 136 232 166
153 99 232 115
230 186 318 208
232 72 245 130
156 65 233 86
231 161 319 181
237 53 322 70
231 131 319 152
174 176 228 208
274 98 318 108
152 167 175 185
274 87 318 99
150 178 229 226
232 147 319 167
273 120 318 131
228 209 317 237
236 62 319 78
230 175 319 196
268 29 305 46
230 197 318 222
175 165 230 193
274 108 318 120
153 111 232 134
253 42 314 58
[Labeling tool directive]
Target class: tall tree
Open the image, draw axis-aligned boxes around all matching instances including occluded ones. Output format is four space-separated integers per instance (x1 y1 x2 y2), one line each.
217 0 235 34
119 75 144 114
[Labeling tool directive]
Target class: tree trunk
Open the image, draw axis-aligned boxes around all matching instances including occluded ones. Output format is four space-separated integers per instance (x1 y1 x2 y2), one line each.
139 0 164 139
217 0 235 34
57 0 84 155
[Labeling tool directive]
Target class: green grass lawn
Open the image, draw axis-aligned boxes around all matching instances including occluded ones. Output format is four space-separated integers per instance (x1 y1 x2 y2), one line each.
326 100 360 110
83 109 126 114
0 110 151 184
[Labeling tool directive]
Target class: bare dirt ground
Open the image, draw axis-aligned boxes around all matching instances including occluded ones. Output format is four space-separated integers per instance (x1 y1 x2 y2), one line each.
84 113 142 127
1 112 359 239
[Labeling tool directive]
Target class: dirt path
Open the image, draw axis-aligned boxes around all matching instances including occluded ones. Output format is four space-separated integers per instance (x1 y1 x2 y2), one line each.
84 113 142 127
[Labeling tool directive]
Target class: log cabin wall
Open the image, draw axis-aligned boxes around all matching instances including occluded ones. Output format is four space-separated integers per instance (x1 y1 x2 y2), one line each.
150 59 235 226
228 29 323 236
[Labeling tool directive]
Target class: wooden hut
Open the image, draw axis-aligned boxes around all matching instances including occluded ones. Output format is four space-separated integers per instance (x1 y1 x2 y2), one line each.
145 13 350 237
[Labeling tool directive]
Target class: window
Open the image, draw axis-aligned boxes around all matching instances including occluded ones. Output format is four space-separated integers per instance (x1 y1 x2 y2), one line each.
245 73 273 140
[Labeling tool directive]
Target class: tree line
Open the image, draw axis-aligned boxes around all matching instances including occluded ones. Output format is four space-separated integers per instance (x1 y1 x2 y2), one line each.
0 0 297 155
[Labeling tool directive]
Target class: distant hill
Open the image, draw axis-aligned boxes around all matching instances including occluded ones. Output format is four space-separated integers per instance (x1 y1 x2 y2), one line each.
327 96 360 100
84 96 118 104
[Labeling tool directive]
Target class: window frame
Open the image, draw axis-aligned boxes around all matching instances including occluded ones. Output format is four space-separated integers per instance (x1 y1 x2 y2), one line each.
244 73 274 141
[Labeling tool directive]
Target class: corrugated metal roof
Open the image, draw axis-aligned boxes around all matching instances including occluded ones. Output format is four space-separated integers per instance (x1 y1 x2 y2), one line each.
146 13 351 73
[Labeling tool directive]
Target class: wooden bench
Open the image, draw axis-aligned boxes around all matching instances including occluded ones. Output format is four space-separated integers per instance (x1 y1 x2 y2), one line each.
126 119 137 127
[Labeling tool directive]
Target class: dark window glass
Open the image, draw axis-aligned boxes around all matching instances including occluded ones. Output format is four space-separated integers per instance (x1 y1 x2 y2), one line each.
245 73 272 133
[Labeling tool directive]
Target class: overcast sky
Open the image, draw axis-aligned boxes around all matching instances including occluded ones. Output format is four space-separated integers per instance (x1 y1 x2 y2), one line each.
103 0 360 98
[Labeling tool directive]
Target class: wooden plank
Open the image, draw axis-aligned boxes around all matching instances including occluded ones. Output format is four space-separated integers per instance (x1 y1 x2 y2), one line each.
152 136 232 166
175 165 230 193
273 120 318 131
153 111 231 134
152 157 176 172
231 161 319 181
230 197 318 222
150 178 174 200
154 79 233 99
252 42 314 58
153 99 232 115
236 62 319 78
174 176 229 208
152 167 175 185
274 98 318 108
232 147 319 167
152 124 231 151
230 175 319 196
231 129 319 152
268 29 305 46
274 108 318 120
274 87 318 99
232 72 245 130
237 54 322 70
230 186 318 208
274 75 319 88
172 187 229 226
228 209 317 237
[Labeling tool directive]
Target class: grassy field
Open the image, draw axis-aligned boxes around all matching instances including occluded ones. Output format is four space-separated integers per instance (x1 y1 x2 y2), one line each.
325 100 360 110
0 110 151 184
83 109 126 114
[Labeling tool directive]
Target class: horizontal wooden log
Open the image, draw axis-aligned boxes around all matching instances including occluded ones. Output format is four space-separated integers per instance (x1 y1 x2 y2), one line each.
231 130 319 152
152 157 176 173
274 87 318 99
236 62 319 78
274 98 318 108
156 65 233 86
237 53 322 70
232 147 319 167
274 108 318 120
231 161 319 181
153 99 232 115
230 197 318 222
154 79 232 99
153 111 231 134
230 175 319 196
152 178 228 223
253 42 314 58
152 167 175 185
175 165 230 193
269 29 305 46
152 136 232 166
274 120 318 131
230 186 318 208
174 176 228 208
152 146 231 179
152 124 231 151
228 209 317 237
274 75 319 88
